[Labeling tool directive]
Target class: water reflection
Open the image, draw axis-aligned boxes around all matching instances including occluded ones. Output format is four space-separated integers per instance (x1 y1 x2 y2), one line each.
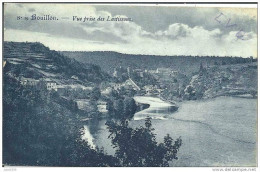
81 125 96 149
145 106 178 114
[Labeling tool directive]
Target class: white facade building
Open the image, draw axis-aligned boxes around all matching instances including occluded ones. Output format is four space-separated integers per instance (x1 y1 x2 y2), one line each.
46 82 57 91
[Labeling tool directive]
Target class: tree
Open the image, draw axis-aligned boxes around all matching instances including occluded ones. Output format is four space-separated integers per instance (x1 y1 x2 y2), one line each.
90 87 101 101
106 117 182 167
114 99 124 118
249 90 257 98
59 130 119 167
123 97 137 119
106 99 114 116
119 87 127 95
110 88 119 99
199 62 204 72
184 85 196 100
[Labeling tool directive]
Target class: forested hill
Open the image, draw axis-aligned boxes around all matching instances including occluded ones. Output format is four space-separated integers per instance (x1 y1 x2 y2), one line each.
62 51 256 76
4 42 110 84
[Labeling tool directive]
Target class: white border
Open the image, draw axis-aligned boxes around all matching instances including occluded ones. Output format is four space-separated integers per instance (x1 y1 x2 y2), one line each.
0 1 258 172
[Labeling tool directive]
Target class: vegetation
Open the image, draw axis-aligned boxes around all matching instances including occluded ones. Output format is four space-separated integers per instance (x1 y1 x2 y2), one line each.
62 51 256 77
104 86 138 119
181 63 258 100
106 117 182 167
160 62 258 101
3 74 181 166
3 75 115 166
106 95 137 120
90 87 101 101
131 71 158 87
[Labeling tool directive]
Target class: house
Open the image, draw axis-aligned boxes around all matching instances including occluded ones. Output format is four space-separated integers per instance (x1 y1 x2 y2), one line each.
101 87 112 95
97 100 108 114
76 99 91 111
113 66 127 78
113 70 118 77
112 78 141 91
20 77 39 86
144 85 160 95
127 67 131 76
125 78 141 91
148 69 157 74
171 71 178 75
156 68 170 74
133 69 144 77
43 78 57 91
46 82 57 91
112 83 122 90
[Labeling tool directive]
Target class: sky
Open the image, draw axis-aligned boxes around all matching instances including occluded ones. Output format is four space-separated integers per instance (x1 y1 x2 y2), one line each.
4 3 257 58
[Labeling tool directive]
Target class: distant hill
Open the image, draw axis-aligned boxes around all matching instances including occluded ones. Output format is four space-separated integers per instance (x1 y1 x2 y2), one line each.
3 42 110 84
62 51 255 76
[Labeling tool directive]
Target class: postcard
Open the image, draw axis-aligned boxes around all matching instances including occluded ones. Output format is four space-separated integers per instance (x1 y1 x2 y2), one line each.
2 2 258 168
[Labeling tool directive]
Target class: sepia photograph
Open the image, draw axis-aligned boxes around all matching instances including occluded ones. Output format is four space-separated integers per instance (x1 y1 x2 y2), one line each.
2 2 258 169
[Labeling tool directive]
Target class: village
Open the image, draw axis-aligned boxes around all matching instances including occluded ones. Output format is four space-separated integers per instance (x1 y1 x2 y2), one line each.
7 64 181 116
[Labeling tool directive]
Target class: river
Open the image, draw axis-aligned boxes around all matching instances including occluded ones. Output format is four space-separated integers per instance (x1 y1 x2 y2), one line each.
83 96 257 167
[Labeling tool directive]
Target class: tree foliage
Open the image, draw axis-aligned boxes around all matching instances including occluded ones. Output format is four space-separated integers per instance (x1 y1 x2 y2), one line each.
3 75 114 166
106 117 182 167
106 96 137 120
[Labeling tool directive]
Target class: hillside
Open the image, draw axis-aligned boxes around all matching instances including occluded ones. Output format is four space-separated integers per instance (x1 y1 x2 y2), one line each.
195 63 257 98
178 63 258 100
4 42 110 85
62 51 255 76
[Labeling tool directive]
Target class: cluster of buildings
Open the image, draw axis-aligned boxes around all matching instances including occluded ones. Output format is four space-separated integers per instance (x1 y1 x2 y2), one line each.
149 68 178 77
111 66 181 96
19 77 57 91
113 66 178 78
18 65 180 97
113 66 147 78
19 76 92 92
143 85 162 95
112 78 141 91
